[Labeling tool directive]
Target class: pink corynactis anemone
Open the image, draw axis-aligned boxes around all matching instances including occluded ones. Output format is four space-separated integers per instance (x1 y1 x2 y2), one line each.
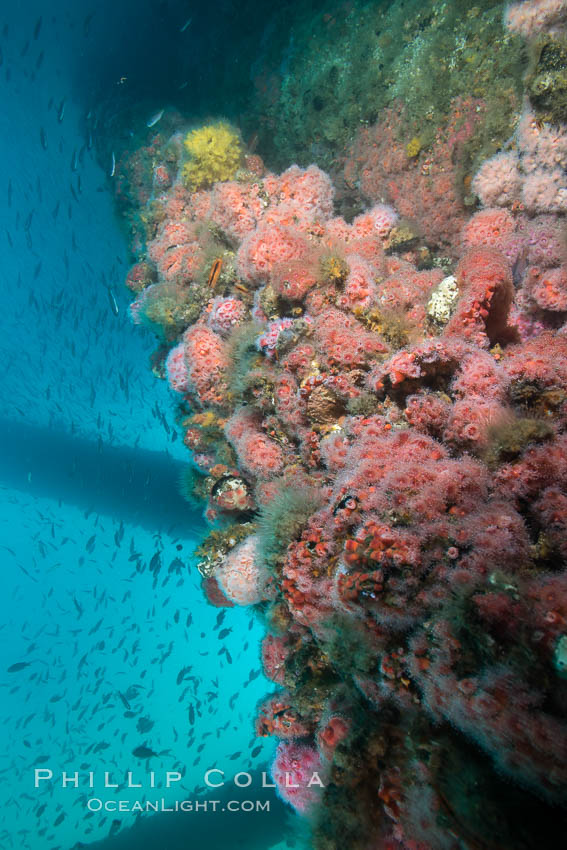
236 224 308 283
462 208 516 250
206 296 246 336
505 0 567 38
270 741 327 813
351 203 398 239
472 152 522 207
216 535 273 606
165 342 189 393
522 169 567 214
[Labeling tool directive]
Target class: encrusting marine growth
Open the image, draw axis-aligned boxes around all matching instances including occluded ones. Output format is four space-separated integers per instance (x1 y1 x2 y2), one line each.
115 3 567 847
181 121 243 191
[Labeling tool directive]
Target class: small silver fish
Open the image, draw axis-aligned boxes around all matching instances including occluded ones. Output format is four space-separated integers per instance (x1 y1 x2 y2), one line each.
107 287 119 316
146 108 164 128
110 151 115 177
180 17 192 32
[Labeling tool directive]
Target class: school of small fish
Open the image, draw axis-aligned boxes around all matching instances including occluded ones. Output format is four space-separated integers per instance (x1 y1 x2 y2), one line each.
0 8 273 849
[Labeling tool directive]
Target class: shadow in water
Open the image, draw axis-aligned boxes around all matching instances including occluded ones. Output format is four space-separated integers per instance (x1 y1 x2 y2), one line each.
0 418 203 536
72 768 301 850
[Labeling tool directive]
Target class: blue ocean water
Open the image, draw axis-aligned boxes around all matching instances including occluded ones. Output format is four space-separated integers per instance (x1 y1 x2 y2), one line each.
0 3 305 848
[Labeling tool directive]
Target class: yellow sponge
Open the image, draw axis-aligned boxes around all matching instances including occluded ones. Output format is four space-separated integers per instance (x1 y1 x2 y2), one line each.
182 121 242 190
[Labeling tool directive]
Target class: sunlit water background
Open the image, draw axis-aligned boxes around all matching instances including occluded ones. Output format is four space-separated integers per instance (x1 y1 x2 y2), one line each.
0 2 306 847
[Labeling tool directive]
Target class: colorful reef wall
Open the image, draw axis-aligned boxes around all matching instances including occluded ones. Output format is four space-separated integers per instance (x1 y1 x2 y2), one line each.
111 2 567 847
